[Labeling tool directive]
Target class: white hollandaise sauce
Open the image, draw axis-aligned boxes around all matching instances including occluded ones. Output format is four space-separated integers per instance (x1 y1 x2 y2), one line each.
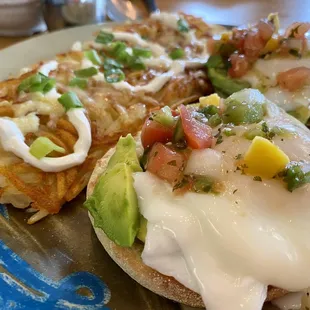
0 109 91 172
242 57 310 111
133 106 310 310
272 292 303 310
85 12 209 93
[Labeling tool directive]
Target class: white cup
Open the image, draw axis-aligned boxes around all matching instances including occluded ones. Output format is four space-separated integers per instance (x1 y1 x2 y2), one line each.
0 0 47 36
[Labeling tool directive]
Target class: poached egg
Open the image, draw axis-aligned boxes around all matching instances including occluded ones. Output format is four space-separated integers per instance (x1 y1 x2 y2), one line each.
133 102 310 310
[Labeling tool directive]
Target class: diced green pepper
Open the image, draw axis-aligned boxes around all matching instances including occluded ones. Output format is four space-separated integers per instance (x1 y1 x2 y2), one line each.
173 117 185 144
282 163 310 192
152 106 175 127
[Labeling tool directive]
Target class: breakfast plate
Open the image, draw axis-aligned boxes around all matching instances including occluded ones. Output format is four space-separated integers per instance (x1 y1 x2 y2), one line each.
0 14 217 310
0 20 185 310
0 12 309 310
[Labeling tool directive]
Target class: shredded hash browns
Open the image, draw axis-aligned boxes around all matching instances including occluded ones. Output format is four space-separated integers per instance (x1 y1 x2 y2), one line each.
0 13 215 223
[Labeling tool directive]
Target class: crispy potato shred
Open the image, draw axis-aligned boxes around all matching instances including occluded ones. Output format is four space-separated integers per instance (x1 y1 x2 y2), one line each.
0 13 213 223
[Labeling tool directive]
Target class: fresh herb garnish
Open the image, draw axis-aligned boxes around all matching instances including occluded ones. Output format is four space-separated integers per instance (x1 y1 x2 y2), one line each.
235 154 242 160
167 160 177 166
253 176 262 182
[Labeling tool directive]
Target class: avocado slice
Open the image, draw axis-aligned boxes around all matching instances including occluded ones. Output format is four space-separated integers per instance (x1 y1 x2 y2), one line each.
137 215 147 243
85 163 140 247
84 134 143 247
208 68 251 98
107 134 142 173
288 106 310 124
223 89 266 125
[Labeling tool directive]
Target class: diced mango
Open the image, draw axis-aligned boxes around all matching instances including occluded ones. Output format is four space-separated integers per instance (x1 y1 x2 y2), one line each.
199 94 220 107
243 136 289 179
261 34 280 55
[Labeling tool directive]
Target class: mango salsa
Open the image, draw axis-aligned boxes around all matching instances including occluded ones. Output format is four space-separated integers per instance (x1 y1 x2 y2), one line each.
243 136 289 179
199 94 220 107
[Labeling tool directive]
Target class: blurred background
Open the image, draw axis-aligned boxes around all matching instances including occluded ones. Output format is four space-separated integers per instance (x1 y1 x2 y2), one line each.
0 0 309 49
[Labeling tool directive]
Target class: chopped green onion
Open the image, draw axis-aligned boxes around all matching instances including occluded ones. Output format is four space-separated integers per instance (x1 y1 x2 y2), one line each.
169 48 185 60
95 31 114 44
128 58 146 71
110 41 127 56
103 58 123 70
18 74 41 92
116 49 133 65
132 47 152 58
18 73 55 94
58 91 83 111
74 67 98 78
69 78 88 89
104 68 125 83
177 18 190 33
29 137 65 159
84 49 102 65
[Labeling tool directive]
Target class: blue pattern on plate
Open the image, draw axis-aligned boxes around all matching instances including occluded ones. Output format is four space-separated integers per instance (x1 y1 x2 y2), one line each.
0 204 9 220
0 241 111 309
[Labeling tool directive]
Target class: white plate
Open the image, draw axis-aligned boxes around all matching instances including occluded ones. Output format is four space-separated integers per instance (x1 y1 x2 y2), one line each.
0 21 226 81
0 24 106 80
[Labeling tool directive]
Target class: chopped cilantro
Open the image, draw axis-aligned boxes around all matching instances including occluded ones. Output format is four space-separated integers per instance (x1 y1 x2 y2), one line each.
167 160 177 166
234 154 242 160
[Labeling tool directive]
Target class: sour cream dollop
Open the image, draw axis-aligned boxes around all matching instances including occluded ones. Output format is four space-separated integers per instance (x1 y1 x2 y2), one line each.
0 109 91 172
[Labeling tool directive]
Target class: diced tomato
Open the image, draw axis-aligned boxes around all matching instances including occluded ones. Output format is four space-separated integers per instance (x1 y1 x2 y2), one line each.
141 118 174 148
277 67 310 92
147 143 186 184
228 54 249 78
179 105 213 149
